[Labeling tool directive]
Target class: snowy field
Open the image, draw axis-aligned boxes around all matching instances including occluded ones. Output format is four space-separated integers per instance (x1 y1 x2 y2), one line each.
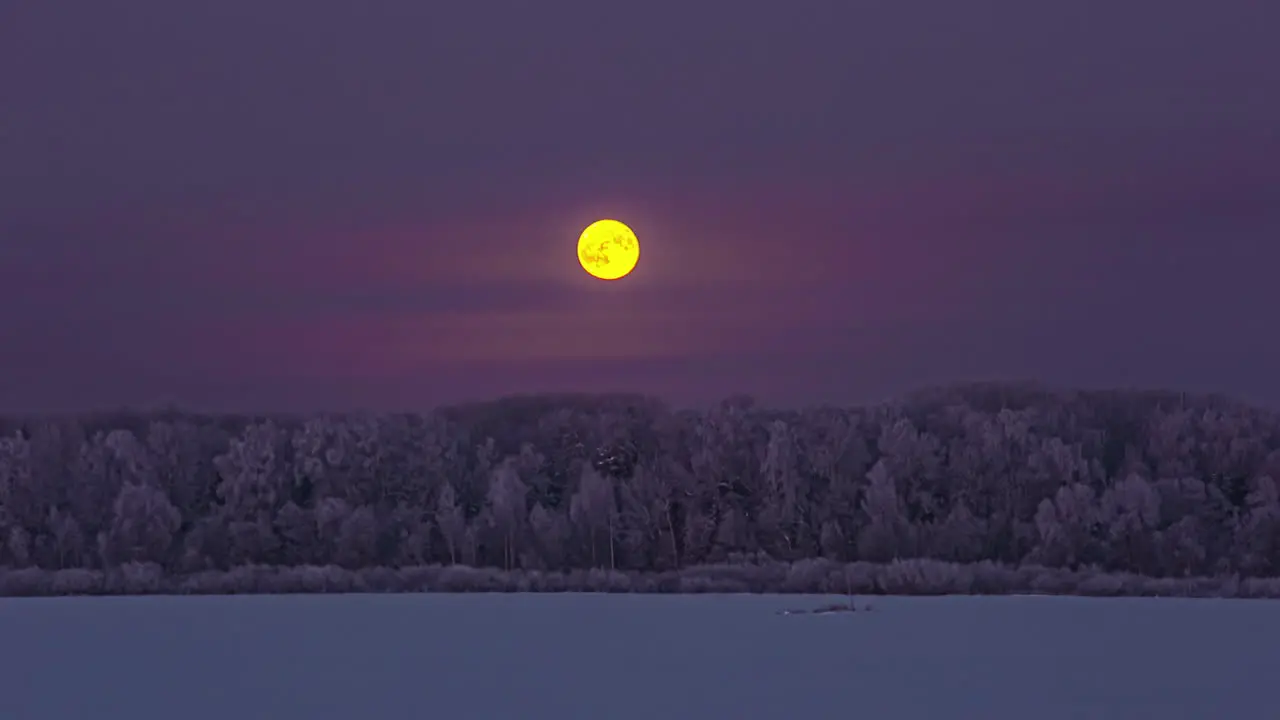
3 593 1277 720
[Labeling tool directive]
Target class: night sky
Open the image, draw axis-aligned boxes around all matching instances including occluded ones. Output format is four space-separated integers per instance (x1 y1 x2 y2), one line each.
3 1 1278 413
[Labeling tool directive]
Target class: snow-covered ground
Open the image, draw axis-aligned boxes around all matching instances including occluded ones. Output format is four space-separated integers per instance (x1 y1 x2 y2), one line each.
3 593 1277 720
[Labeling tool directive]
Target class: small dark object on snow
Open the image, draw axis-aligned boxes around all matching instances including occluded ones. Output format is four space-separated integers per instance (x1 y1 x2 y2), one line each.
776 601 872 616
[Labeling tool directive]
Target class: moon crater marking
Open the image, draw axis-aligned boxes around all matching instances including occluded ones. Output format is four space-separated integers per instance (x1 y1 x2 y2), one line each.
577 219 639 281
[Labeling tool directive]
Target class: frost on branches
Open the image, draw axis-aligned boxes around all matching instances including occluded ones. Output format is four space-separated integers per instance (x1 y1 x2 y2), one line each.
1 384 1279 596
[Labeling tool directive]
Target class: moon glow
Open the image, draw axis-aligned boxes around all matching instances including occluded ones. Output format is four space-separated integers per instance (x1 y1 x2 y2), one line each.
577 219 639 281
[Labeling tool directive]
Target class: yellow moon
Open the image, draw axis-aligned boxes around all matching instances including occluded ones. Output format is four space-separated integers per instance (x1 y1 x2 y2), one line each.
577 219 639 280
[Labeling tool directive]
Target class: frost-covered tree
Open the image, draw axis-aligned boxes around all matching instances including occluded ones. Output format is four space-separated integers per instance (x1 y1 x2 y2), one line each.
17 421 88 567
1033 483 1101 568
147 420 214 524
273 501 315 565
0 433 34 566
101 482 181 566
857 460 912 562
45 508 87 570
617 462 684 569
570 466 618 569
1101 474 1162 570
435 482 466 565
1237 476 1280 575
74 430 152 561
2 383 1280 583
756 420 808 558
928 499 986 563
214 422 287 564
384 502 431 567
335 505 378 569
529 502 569 569
486 459 528 570
314 496 352 561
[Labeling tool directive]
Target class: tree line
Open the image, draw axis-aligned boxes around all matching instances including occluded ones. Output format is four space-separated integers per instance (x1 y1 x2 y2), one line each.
1 382 1279 595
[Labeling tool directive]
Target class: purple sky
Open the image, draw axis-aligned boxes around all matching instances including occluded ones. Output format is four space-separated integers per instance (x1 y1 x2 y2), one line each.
2 1 1278 412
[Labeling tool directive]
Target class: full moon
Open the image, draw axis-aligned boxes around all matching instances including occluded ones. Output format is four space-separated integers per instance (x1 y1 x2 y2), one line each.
577 219 639 281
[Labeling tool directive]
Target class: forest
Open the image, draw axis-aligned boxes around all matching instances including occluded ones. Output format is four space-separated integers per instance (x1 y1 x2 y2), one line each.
1 382 1279 598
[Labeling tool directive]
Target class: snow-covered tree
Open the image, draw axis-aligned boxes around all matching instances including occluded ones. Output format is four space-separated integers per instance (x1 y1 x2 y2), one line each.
214 422 287 564
1033 483 1101 567
0 433 33 566
2 384 1280 584
1101 474 1162 569
570 466 618 569
486 459 528 570
434 483 466 565
1236 476 1280 575
857 459 913 562
101 481 181 566
529 502 569 569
